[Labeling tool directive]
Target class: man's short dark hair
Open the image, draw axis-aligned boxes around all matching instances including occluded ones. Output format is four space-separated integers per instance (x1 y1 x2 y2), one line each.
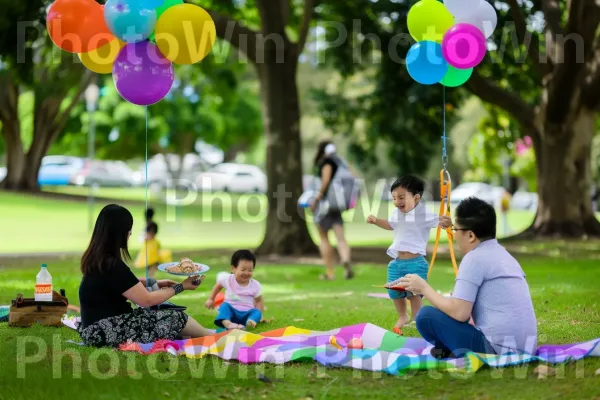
146 222 158 235
231 249 256 268
390 175 425 197
456 197 496 240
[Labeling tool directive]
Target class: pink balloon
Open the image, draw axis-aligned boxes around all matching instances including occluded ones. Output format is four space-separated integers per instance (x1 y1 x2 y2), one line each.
442 23 487 69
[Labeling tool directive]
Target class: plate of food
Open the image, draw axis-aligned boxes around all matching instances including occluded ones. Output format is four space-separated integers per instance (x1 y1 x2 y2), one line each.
158 258 210 276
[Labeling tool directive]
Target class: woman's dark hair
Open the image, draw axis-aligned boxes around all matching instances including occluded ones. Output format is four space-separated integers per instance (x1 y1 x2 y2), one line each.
231 249 256 268
456 197 496 240
81 204 134 275
313 140 333 167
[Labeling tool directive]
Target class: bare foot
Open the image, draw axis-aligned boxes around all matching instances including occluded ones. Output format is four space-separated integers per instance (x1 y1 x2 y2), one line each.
394 314 411 329
223 322 245 330
246 320 258 329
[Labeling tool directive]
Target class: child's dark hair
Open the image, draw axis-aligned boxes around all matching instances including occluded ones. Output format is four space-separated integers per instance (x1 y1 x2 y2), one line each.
456 197 496 240
231 249 256 268
146 222 158 235
145 207 155 221
390 175 425 197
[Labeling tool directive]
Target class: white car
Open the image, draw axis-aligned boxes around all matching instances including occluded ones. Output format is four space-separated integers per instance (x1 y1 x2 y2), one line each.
450 182 505 208
196 163 267 193
0 167 6 182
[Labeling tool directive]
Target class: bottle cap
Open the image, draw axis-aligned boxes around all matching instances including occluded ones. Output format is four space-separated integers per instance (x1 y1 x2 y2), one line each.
41 264 47 268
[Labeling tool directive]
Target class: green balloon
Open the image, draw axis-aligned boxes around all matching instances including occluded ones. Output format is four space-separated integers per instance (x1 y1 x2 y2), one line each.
440 66 473 87
149 0 184 42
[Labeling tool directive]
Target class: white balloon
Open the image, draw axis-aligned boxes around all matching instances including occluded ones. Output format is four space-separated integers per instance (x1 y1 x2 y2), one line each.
456 0 498 38
443 0 481 19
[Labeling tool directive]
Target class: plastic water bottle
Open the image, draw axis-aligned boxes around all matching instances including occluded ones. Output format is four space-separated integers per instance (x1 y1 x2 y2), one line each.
35 264 53 302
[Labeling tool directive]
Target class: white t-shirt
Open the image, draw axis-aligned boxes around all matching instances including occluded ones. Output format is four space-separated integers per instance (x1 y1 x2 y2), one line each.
218 274 262 312
387 202 439 258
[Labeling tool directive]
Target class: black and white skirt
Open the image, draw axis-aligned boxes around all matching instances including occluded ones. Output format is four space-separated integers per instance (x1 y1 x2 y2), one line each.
78 308 188 347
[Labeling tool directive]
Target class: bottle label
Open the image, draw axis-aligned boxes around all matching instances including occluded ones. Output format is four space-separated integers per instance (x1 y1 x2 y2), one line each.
35 284 52 295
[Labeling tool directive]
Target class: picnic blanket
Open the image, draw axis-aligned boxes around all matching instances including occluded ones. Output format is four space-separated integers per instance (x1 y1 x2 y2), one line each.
61 319 600 375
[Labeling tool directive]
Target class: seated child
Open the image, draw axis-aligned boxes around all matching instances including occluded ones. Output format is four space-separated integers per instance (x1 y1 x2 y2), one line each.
205 250 264 330
367 175 451 334
134 222 172 278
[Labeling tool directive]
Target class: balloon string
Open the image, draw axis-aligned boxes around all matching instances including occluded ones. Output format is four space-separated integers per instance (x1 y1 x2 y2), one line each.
442 86 447 169
145 105 149 293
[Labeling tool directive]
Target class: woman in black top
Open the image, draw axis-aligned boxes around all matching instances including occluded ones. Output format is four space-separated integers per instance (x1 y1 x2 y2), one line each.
310 140 354 280
78 204 214 347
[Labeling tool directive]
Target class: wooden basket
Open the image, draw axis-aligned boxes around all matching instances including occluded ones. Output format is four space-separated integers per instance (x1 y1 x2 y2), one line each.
8 290 68 328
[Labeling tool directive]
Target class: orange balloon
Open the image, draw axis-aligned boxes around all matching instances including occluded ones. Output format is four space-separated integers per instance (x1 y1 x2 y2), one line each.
47 0 115 53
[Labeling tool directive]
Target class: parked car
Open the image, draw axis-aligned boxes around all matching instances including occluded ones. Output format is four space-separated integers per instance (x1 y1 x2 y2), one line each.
134 154 211 190
449 182 505 208
70 159 136 187
510 191 538 211
196 163 267 193
0 167 6 182
39 156 84 186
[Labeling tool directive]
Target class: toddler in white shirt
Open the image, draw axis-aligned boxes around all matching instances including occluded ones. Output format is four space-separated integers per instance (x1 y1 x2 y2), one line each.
367 175 450 334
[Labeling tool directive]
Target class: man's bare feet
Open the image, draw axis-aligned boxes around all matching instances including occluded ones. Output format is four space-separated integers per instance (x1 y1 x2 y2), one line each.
246 320 258 329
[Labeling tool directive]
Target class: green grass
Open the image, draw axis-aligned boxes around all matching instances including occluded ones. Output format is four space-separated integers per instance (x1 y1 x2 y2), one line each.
1 254 599 399
0 190 535 254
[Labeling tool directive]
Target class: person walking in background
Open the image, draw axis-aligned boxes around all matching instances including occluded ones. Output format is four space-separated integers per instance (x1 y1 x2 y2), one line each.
310 140 355 281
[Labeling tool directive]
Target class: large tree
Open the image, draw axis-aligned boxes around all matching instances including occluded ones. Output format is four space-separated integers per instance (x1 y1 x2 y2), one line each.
318 0 600 238
0 0 91 191
192 0 322 255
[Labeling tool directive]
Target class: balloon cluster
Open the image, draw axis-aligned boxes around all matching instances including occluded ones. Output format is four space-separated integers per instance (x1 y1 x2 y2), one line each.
406 0 497 87
46 0 216 105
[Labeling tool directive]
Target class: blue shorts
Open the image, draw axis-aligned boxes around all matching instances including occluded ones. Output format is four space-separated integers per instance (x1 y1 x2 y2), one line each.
387 256 429 299
215 302 262 328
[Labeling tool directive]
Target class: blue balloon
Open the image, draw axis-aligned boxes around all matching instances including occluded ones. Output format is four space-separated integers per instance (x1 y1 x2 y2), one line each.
406 41 448 85
104 0 157 43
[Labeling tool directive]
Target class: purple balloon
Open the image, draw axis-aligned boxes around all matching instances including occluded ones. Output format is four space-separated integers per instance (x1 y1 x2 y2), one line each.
113 41 174 105
442 23 487 69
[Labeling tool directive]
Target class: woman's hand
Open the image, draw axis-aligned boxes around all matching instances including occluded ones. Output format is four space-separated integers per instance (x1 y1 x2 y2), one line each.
310 193 322 213
157 280 177 288
205 299 215 309
182 275 205 291
398 274 430 295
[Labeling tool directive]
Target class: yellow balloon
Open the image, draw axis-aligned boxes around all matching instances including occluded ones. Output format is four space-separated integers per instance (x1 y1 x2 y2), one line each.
407 0 454 43
155 4 216 65
78 39 125 74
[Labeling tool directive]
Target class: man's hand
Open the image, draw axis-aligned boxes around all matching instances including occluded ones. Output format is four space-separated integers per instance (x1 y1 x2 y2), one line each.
398 274 430 295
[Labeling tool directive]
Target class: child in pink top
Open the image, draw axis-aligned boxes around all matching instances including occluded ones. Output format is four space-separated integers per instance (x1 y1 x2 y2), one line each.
205 250 264 330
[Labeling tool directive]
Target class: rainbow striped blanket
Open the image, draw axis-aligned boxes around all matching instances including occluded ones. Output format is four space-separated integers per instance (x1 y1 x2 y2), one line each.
112 323 600 375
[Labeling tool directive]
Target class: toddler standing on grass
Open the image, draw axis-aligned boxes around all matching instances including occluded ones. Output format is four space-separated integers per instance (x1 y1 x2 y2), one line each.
367 176 451 334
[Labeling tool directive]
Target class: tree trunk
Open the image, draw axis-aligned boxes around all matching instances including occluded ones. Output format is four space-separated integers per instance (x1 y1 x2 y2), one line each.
223 142 248 163
254 49 318 256
526 107 600 237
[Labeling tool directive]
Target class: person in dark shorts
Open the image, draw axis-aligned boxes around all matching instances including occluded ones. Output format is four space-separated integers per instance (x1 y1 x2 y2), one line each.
310 140 354 281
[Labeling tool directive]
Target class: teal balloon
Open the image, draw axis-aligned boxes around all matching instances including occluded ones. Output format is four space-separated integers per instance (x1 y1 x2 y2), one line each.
440 66 473 87
105 0 157 43
406 41 448 85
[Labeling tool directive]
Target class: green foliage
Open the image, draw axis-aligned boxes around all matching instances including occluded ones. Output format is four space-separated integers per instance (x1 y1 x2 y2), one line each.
313 1 466 177
53 51 263 162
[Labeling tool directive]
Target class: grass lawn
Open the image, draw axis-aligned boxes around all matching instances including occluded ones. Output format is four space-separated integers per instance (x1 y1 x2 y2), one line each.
1 253 599 399
0 190 535 254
